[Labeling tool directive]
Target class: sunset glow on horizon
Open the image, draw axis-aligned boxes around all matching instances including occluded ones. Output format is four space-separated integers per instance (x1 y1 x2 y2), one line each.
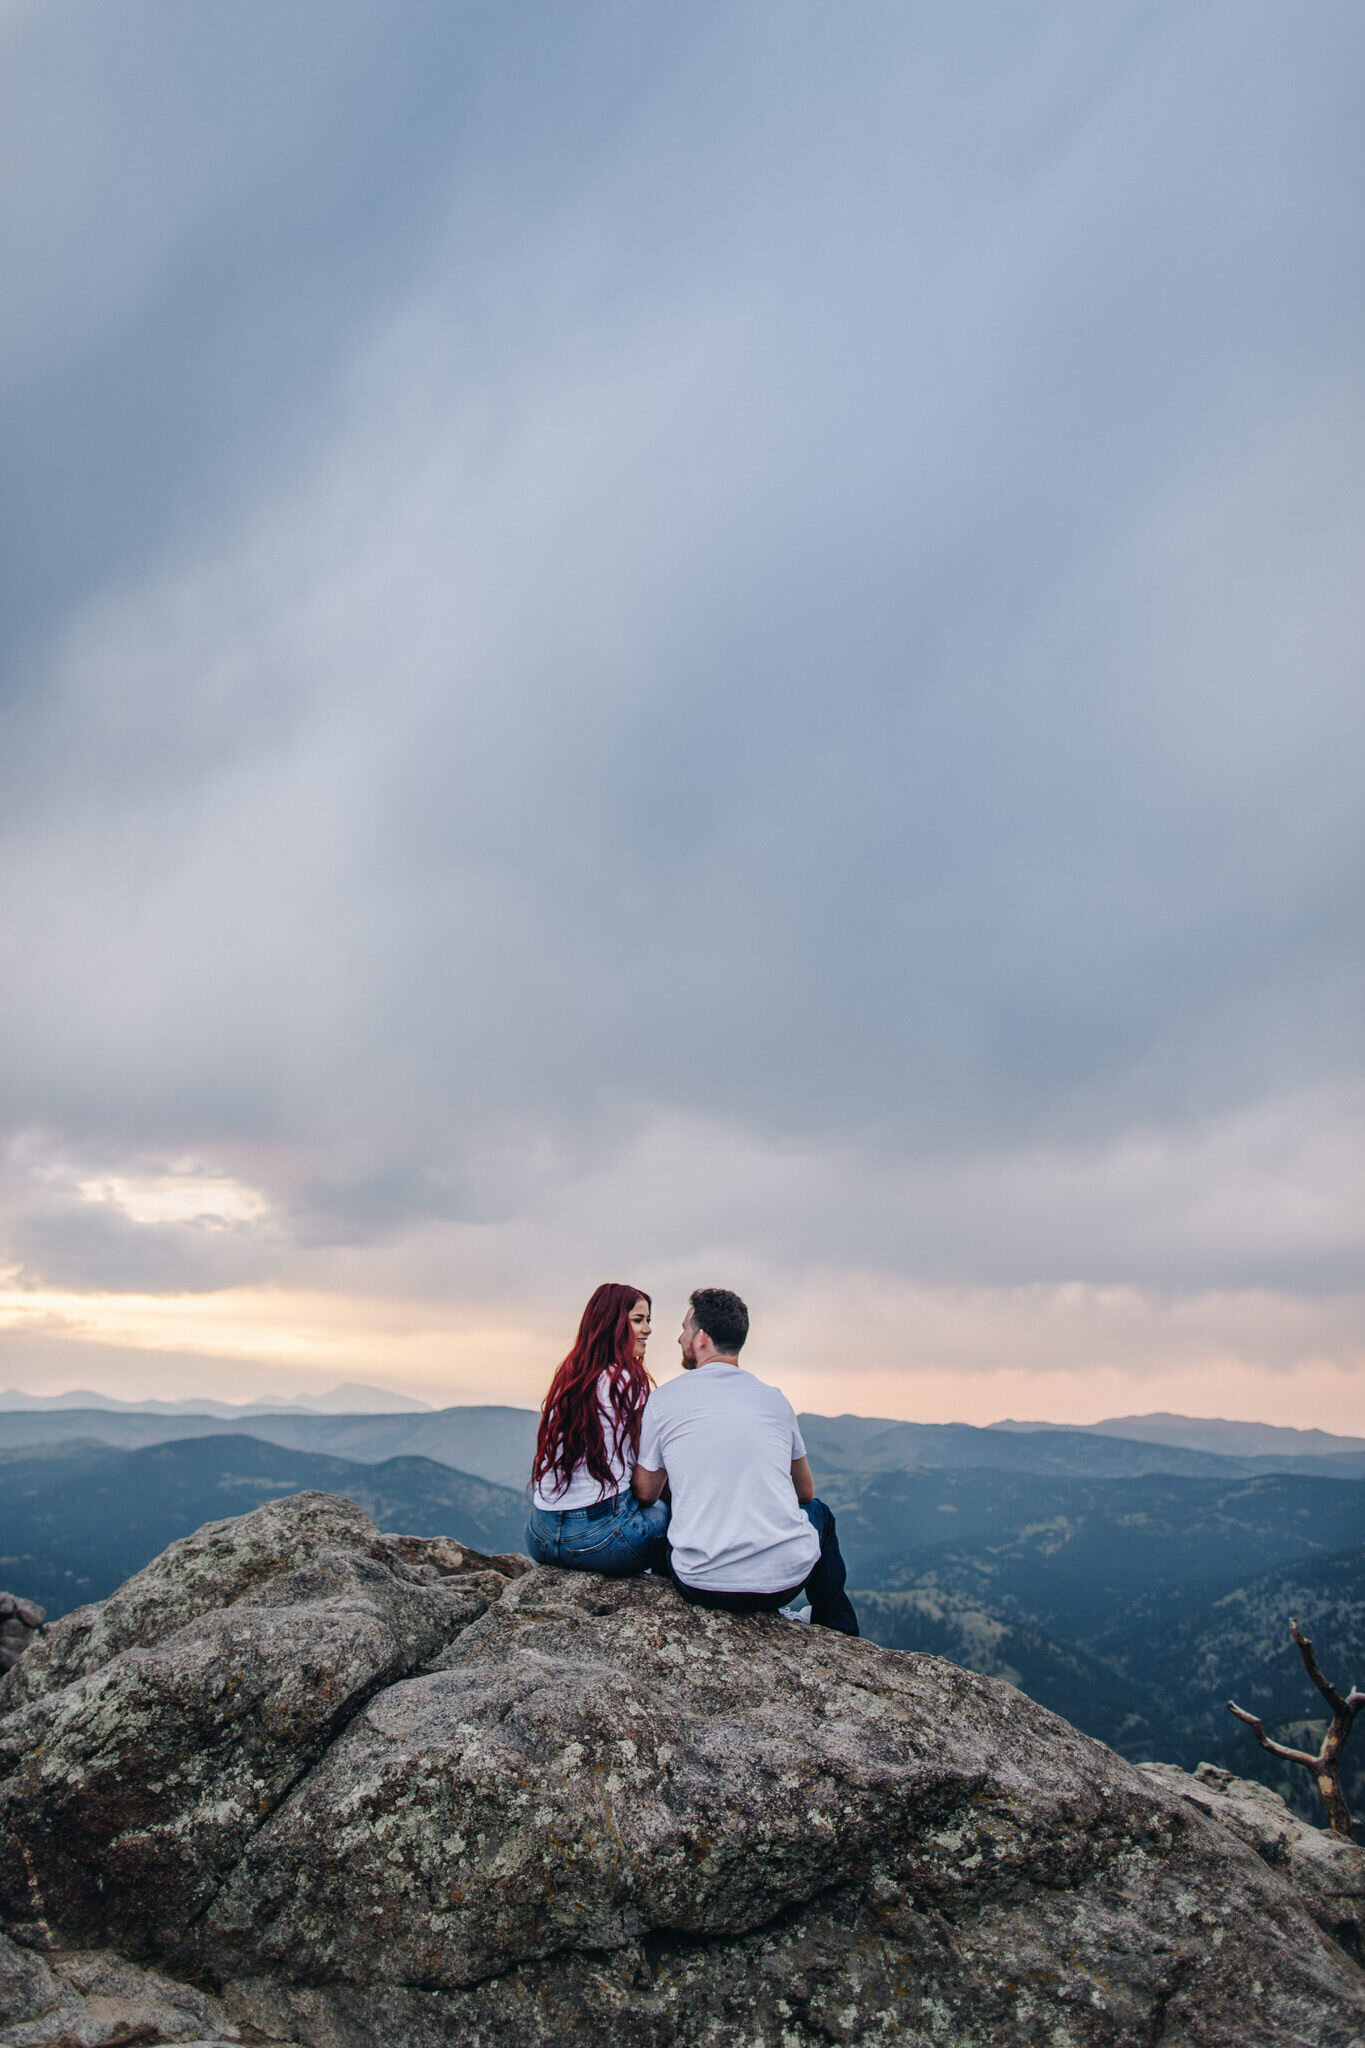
3 1271 1362 1433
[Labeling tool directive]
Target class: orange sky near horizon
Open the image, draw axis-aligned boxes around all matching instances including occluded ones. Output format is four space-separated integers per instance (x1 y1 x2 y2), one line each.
2 1276 1362 1431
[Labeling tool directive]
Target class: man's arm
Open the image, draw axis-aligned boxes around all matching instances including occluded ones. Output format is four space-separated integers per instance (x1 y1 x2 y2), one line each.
791 1455 815 1504
633 1463 668 1505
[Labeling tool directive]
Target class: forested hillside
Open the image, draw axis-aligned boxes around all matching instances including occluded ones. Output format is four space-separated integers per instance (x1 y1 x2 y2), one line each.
843 1469 1365 1825
0 1437 528 1614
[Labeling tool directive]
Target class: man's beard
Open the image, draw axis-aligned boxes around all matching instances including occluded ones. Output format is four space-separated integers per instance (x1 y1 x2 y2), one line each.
680 1339 699 1371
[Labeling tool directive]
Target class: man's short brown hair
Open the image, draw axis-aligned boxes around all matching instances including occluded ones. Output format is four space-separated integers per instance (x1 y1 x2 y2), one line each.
689 1287 749 1355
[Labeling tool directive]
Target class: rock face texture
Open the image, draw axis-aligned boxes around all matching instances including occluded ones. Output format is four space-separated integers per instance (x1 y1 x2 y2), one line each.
1 1491 1363 2048
1140 1759 1365 1966
0 1601 43 1680
0 1927 243 2047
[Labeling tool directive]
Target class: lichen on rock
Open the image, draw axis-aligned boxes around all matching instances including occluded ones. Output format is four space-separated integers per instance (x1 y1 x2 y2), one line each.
1140 1757 1365 1964
0 1495 514 1953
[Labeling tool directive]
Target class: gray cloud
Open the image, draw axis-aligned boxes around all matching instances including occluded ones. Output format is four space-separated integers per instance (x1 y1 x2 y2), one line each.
1 1 1361 1323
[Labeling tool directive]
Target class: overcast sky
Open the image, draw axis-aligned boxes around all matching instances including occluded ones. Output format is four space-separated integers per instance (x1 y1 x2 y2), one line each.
1 0 1362 1423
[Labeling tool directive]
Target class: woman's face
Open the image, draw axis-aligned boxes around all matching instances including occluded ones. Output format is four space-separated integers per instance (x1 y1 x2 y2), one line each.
628 1297 652 1363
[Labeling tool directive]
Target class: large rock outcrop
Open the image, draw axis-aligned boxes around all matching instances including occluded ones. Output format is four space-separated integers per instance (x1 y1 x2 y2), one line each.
1 1490 1363 2047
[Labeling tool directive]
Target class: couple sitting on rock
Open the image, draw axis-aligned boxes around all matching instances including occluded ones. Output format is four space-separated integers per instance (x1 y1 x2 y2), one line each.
524 1282 858 1635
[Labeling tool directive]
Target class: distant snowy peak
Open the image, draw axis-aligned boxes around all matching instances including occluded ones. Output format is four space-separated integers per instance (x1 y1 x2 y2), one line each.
988 1411 1365 1458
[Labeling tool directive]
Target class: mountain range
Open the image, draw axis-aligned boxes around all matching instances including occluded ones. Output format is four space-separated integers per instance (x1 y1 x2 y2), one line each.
4 1403 1365 1486
989 1411 1365 1458
0 1403 540 1487
0 1435 527 1615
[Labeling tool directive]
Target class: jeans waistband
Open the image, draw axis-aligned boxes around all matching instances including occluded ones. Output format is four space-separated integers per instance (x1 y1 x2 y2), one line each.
535 1491 620 1523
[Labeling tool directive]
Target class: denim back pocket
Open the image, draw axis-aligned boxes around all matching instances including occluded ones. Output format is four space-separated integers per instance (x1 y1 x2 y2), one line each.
559 1507 632 1562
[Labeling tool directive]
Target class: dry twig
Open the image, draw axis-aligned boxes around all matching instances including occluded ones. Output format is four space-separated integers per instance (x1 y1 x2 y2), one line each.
1228 1617 1364 1839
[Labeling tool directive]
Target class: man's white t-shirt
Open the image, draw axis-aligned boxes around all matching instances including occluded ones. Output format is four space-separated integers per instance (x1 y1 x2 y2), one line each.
530 1374 631 1512
636 1363 820 1593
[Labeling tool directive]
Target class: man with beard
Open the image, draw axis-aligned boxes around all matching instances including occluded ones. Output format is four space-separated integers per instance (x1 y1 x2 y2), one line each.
633 1287 858 1635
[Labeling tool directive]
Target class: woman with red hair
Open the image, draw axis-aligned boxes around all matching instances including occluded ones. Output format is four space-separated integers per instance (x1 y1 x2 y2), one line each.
525 1282 669 1574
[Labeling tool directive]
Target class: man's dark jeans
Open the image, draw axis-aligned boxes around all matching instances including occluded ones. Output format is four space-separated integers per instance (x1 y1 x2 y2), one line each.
670 1497 859 1636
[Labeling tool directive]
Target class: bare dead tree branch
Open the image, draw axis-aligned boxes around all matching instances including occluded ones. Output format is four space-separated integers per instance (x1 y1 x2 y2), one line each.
1292 1618 1350 1716
1225 1704 1318 1769
1228 1616 1362 1841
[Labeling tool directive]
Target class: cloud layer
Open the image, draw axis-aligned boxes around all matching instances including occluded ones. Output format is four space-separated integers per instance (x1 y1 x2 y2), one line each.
2 1 1362 1418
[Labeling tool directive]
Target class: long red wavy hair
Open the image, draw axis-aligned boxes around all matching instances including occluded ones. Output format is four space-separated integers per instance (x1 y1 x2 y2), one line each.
531 1282 652 1498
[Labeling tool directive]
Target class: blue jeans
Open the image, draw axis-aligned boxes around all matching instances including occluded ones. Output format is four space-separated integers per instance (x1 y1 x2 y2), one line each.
525 1490 670 1576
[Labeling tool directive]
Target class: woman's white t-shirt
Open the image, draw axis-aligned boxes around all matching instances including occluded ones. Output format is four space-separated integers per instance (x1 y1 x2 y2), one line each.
530 1373 631 1511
